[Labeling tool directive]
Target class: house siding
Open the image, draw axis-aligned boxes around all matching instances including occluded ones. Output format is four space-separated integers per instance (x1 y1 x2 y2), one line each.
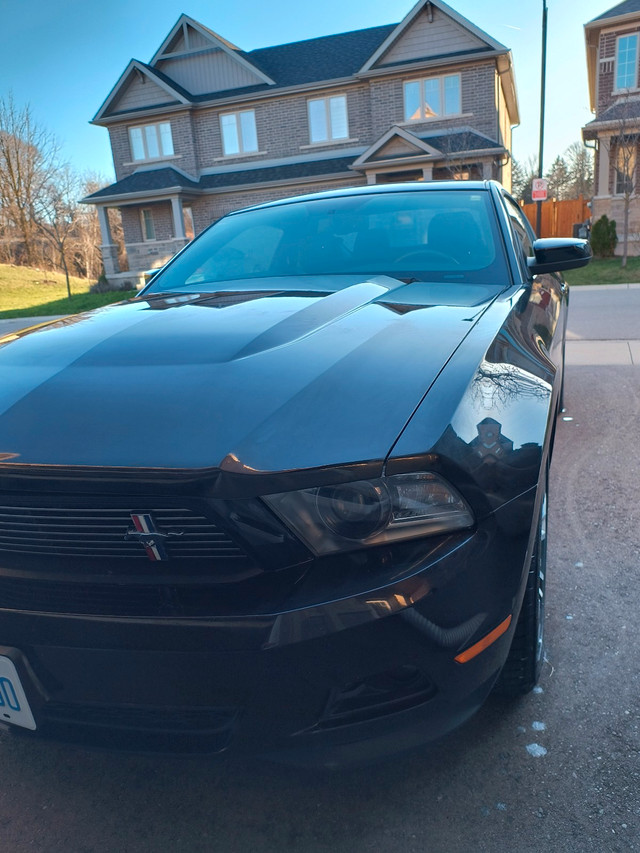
378 6 486 66
156 50 266 95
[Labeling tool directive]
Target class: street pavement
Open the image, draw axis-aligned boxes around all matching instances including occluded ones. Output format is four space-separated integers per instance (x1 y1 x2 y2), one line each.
0 287 637 851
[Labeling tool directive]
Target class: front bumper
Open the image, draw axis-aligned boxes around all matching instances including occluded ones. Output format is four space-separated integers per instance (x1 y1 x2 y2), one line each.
0 492 536 766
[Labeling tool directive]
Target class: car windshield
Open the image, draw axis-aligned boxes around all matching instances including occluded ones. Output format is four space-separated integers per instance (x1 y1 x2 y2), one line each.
145 189 510 294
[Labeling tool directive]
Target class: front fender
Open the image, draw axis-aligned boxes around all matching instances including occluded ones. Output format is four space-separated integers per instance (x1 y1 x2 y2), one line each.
386 281 564 526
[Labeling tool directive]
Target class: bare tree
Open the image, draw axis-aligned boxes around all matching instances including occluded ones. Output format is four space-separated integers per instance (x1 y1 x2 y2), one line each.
565 142 594 199
545 155 571 200
510 156 538 203
35 166 84 297
0 95 59 267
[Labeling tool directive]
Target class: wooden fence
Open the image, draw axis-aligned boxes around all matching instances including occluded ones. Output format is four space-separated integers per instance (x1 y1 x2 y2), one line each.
521 195 591 238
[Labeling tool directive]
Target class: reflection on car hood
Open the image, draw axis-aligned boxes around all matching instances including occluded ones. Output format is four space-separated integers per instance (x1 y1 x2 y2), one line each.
0 277 501 472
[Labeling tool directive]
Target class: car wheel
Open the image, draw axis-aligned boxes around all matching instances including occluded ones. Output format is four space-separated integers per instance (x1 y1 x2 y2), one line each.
495 474 547 696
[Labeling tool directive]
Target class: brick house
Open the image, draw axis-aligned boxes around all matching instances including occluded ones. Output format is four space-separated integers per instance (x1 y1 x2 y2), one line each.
583 0 640 254
83 0 519 286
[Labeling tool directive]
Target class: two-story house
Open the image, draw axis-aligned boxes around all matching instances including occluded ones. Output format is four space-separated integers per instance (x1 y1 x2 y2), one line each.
583 0 640 253
84 0 519 286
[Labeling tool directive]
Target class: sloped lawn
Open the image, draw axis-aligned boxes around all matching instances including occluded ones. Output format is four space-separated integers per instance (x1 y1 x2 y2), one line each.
0 265 136 318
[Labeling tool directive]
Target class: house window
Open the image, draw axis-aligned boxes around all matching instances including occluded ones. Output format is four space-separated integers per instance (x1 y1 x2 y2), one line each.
404 75 461 121
615 142 636 194
129 123 174 161
307 96 348 143
141 208 156 241
220 111 258 156
616 34 638 90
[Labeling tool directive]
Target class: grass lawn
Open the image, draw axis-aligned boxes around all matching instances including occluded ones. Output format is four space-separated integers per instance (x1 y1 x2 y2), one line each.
0 265 137 319
563 256 640 286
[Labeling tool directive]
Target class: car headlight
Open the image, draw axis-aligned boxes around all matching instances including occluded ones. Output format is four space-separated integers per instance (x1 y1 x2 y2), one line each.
262 472 474 555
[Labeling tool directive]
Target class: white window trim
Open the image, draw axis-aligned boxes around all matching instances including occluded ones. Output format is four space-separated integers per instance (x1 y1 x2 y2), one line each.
403 74 462 122
129 122 175 163
307 95 349 144
614 33 639 93
140 208 156 242
219 110 258 157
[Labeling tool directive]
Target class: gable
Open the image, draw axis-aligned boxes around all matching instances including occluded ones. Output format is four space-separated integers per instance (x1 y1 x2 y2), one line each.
376 136 431 159
375 6 488 67
352 127 441 169
149 15 275 94
156 51 269 96
108 71 180 114
94 62 189 120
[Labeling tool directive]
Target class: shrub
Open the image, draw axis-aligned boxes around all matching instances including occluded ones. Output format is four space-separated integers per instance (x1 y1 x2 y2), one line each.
590 215 618 258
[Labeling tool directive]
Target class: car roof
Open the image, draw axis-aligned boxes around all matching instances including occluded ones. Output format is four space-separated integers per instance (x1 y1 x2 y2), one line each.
228 181 498 216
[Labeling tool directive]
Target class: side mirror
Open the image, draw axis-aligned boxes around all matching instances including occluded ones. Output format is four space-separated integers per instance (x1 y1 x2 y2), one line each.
527 238 592 275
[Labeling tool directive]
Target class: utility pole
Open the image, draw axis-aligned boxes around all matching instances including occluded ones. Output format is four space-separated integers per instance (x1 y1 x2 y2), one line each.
536 0 548 236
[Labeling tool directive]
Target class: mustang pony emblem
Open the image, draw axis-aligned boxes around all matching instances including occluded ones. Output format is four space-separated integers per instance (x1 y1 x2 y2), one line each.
125 513 184 561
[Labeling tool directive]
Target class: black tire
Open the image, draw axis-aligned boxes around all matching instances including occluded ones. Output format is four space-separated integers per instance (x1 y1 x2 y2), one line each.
495 476 547 696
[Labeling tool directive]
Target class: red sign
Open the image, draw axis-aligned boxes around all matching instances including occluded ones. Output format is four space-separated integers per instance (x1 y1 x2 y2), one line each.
532 178 548 201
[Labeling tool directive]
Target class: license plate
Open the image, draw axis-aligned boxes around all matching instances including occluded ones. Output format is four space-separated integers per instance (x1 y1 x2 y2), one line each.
0 656 36 730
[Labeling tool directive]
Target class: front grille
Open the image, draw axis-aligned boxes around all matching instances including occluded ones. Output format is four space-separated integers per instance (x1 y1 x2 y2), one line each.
37 702 239 753
0 575 268 618
0 495 271 617
0 504 244 560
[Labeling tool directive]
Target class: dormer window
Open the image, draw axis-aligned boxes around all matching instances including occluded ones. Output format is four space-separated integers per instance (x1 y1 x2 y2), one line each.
220 111 258 156
404 75 461 121
129 122 174 161
616 34 638 90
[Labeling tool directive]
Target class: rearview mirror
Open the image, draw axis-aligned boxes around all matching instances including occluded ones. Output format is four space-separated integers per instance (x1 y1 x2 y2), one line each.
527 238 592 275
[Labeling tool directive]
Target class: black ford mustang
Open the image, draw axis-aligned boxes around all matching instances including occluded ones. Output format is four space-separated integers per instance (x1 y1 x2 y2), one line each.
0 182 590 765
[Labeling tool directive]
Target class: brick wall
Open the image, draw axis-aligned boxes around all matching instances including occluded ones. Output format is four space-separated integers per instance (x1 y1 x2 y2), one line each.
121 201 175 248
191 176 364 231
192 84 372 170
369 62 498 141
597 27 640 115
109 111 197 179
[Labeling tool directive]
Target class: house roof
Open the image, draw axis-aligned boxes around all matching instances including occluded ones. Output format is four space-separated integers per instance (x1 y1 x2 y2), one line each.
588 0 640 23
83 168 200 202
582 96 640 137
94 1 518 123
247 25 397 87
83 158 356 203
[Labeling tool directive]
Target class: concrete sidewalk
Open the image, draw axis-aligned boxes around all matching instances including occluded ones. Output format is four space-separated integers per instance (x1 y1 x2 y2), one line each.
0 315 67 336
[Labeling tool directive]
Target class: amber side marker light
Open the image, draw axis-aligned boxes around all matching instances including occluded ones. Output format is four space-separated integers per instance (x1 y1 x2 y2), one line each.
454 615 512 664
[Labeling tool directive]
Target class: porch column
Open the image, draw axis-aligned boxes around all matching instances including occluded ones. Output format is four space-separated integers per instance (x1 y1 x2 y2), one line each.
597 135 611 196
97 205 113 246
171 197 186 240
97 205 120 276
422 165 433 181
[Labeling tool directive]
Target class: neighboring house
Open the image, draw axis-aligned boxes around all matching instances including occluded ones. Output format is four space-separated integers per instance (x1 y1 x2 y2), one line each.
583 0 640 254
83 0 519 286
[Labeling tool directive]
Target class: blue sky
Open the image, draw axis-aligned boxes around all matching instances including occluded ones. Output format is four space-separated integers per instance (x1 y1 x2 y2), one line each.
1 0 611 182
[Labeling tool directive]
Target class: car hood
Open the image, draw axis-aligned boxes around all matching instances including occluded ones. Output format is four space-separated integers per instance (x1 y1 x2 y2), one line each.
0 277 501 474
